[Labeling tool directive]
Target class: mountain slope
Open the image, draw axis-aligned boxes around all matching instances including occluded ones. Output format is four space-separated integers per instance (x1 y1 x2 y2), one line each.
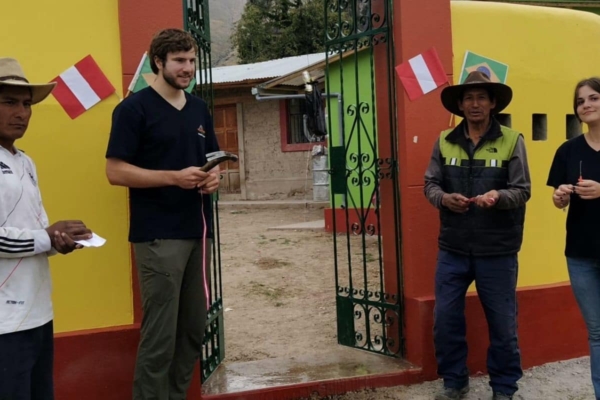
209 0 246 66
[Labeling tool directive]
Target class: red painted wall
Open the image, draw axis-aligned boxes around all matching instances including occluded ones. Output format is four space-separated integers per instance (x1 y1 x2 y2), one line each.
55 326 139 400
118 0 184 94
392 0 452 307
54 325 203 400
406 283 588 380
389 0 453 373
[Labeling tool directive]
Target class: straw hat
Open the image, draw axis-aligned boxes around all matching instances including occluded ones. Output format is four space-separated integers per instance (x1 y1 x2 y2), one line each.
0 58 56 104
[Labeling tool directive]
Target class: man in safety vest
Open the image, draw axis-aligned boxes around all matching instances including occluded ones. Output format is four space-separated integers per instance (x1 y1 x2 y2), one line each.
424 71 531 400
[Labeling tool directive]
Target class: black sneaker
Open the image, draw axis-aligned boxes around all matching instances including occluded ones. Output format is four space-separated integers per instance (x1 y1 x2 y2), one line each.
434 385 470 400
492 393 513 400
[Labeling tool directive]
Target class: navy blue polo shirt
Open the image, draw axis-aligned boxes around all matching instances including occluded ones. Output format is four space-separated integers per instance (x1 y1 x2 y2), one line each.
105 87 219 243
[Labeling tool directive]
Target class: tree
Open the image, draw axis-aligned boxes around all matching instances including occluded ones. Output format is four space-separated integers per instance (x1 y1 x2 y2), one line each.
231 0 327 64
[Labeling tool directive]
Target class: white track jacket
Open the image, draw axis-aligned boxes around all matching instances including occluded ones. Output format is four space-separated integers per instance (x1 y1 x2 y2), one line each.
0 146 53 334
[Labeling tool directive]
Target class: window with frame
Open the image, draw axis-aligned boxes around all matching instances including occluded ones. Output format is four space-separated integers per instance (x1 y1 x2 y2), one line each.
288 98 309 144
279 98 325 152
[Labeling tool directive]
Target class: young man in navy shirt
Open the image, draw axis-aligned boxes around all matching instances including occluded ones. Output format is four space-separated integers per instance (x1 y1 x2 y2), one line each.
105 29 220 399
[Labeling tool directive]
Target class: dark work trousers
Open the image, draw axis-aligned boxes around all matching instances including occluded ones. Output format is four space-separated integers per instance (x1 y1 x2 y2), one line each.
0 321 54 400
433 249 523 396
132 239 212 400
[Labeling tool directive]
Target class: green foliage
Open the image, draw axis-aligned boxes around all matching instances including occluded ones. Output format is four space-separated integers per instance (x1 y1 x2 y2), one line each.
232 0 327 64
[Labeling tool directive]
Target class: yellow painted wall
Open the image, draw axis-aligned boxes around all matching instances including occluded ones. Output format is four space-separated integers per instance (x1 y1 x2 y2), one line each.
0 1 132 332
452 2 600 287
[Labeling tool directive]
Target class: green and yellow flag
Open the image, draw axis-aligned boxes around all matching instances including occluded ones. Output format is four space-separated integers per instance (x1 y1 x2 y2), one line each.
458 51 509 84
127 52 196 95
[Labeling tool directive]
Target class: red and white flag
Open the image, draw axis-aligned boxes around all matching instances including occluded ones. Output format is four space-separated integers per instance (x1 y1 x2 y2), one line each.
395 47 448 101
51 55 115 119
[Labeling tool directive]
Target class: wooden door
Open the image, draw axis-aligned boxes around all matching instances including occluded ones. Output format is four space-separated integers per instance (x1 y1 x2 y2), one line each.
213 104 240 192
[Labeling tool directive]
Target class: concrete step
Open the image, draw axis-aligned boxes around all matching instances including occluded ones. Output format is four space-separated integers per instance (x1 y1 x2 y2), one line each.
218 200 329 210
267 220 325 231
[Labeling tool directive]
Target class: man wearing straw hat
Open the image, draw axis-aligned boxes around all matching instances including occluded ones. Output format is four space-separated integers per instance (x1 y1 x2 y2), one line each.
424 71 531 400
0 57 93 399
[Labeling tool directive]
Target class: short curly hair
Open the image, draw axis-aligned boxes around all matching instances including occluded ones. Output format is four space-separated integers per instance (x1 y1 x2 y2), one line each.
149 29 198 74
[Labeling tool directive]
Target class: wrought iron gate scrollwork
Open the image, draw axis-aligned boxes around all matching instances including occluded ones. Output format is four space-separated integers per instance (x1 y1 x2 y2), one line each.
184 0 225 382
325 0 403 358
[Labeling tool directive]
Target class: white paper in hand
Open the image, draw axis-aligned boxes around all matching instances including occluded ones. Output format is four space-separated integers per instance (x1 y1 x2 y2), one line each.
75 233 106 248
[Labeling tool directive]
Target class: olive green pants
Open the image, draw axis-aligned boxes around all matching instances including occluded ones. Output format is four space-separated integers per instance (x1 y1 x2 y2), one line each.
132 239 211 400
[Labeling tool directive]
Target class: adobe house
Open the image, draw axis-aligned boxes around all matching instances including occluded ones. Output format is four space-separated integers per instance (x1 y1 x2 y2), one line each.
209 53 328 200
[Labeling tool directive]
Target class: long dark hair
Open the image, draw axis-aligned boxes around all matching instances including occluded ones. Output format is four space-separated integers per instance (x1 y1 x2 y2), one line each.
573 77 600 121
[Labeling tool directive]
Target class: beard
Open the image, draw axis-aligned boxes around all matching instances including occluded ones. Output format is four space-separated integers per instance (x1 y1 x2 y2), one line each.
163 70 192 90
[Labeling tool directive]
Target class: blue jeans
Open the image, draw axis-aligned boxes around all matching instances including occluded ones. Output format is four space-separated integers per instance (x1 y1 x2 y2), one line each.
434 250 522 395
567 257 600 400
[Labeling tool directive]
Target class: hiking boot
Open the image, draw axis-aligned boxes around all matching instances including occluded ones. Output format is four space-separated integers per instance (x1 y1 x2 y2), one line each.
434 385 470 400
493 393 513 400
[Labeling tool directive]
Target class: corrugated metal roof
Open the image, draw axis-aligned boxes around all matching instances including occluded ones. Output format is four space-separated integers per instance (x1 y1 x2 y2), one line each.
198 52 327 84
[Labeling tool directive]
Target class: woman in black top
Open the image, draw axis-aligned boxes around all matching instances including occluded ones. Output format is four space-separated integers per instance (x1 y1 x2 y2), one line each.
547 77 600 400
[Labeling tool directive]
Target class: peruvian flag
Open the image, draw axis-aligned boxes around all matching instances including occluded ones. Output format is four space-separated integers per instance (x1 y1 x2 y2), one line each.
395 47 448 101
51 55 115 119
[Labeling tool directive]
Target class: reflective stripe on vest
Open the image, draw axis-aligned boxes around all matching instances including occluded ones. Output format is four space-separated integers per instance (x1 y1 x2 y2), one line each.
439 125 520 168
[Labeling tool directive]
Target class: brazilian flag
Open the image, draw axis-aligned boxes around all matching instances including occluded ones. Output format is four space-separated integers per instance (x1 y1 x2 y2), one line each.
127 52 196 95
458 51 508 84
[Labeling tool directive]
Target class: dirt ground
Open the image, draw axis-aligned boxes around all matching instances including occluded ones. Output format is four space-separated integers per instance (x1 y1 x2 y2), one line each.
326 357 594 399
217 206 595 399
218 205 338 363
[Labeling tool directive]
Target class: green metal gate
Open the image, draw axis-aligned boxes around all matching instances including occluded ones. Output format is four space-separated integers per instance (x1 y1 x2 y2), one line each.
325 0 404 357
183 0 225 382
